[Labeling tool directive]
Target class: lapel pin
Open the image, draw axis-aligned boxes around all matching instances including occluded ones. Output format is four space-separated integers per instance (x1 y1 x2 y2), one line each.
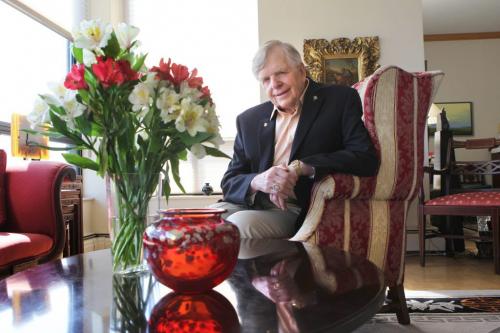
263 122 268 127
313 95 318 101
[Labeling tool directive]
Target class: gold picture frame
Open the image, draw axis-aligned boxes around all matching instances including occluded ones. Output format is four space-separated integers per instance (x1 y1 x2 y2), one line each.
303 37 380 86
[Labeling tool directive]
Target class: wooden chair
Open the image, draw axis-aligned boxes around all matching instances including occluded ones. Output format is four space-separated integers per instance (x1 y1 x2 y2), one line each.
418 134 500 274
291 65 445 324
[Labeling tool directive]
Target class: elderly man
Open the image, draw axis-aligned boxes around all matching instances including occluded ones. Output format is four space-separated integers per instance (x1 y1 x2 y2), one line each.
214 40 378 239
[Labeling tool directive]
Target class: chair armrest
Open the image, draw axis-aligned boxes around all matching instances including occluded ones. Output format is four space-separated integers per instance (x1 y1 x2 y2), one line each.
5 161 76 254
290 173 376 242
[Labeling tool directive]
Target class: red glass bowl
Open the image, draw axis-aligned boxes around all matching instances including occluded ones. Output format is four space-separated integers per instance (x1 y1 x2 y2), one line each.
143 208 240 293
148 290 240 333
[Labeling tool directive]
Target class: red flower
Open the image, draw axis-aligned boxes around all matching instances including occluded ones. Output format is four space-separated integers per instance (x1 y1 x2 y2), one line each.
117 60 140 82
201 86 211 99
170 63 190 86
92 57 139 88
64 64 88 90
187 68 203 88
151 58 173 82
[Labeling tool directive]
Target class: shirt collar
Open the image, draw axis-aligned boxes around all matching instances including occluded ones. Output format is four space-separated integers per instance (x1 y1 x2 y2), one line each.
270 78 310 120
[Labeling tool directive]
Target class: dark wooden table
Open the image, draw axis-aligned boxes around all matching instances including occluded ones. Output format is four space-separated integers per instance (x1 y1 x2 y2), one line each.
0 239 385 332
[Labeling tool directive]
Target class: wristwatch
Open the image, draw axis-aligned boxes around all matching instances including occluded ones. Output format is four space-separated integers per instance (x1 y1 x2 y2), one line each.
289 159 302 176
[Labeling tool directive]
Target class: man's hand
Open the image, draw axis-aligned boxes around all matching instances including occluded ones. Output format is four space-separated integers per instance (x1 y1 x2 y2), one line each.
250 164 298 210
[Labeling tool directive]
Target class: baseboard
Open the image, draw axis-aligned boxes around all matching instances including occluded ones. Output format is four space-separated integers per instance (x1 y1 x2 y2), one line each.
83 233 110 240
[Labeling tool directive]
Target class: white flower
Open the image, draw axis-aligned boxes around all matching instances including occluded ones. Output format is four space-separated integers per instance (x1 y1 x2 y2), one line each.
28 97 50 128
129 73 158 113
190 143 206 159
83 49 97 66
175 98 208 136
48 81 66 100
179 81 202 102
157 87 181 123
115 23 139 50
60 90 86 130
73 19 112 51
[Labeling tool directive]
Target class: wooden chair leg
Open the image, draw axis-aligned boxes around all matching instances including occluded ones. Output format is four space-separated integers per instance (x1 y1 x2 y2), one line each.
387 284 410 325
418 206 426 267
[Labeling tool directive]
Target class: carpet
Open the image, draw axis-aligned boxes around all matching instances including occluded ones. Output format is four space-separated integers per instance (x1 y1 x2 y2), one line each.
354 290 500 333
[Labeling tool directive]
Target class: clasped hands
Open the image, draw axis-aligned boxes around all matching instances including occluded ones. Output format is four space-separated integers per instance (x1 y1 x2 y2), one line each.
251 162 301 210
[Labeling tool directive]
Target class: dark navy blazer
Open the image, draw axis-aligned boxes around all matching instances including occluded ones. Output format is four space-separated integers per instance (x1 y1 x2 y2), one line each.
221 79 378 224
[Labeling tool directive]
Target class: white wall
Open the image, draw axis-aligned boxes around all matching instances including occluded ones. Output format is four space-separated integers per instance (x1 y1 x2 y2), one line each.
425 39 500 162
258 0 425 72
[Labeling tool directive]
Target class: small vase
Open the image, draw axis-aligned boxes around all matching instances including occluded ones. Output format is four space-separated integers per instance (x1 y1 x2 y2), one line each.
148 290 240 332
143 208 240 293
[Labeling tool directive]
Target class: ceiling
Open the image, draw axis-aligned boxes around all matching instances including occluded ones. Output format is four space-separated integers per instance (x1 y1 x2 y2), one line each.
422 0 500 34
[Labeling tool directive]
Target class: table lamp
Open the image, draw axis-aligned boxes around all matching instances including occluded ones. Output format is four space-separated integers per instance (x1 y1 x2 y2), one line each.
10 113 49 160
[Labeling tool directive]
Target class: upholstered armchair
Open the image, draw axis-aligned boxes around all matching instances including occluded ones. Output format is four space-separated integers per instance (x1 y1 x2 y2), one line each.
0 149 76 277
291 65 444 324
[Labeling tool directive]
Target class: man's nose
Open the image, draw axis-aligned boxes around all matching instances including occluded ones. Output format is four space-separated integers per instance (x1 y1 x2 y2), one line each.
270 76 281 89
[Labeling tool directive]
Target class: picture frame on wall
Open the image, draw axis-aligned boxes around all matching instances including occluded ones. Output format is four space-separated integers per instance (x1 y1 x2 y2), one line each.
428 102 474 136
303 37 380 86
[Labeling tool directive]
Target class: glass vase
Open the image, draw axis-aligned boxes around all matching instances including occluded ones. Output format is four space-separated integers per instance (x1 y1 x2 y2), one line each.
106 172 159 274
143 208 240 293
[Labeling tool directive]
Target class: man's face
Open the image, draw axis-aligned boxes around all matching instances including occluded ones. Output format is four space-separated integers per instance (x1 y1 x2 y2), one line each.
257 47 306 113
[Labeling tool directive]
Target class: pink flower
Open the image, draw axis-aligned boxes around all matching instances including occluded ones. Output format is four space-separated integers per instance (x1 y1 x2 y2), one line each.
92 57 138 88
64 64 88 90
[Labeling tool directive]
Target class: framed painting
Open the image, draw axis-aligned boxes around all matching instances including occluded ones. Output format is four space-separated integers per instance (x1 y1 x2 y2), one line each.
428 102 474 136
303 37 380 86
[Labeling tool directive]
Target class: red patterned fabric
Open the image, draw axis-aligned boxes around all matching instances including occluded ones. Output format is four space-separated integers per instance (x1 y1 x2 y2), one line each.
0 232 53 267
294 66 444 287
0 150 6 226
426 192 500 206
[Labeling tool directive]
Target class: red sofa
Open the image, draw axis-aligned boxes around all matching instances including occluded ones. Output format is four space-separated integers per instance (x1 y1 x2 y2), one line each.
0 149 76 277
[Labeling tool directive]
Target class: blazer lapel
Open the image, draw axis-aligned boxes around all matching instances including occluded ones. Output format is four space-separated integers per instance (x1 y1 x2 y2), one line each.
290 80 323 161
258 113 276 171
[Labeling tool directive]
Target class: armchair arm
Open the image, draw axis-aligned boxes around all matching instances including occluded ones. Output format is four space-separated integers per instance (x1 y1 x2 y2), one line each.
290 173 376 242
5 161 76 258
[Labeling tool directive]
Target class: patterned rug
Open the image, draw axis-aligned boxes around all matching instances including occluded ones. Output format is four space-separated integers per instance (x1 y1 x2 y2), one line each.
402 290 500 313
354 291 500 332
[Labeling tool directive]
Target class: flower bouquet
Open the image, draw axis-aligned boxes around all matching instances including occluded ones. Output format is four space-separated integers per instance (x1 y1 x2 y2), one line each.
28 19 228 272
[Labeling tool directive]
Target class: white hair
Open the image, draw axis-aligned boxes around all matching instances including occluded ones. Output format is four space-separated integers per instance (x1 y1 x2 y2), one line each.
252 40 303 78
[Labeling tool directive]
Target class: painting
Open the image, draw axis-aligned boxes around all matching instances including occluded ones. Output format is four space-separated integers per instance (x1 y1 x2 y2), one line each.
303 37 380 86
428 102 473 136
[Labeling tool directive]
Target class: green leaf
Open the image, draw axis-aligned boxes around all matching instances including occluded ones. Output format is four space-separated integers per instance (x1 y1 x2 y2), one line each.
162 178 171 202
78 89 89 104
62 153 99 171
72 46 83 63
169 158 185 193
102 32 120 59
177 149 188 161
84 68 98 90
178 131 212 147
204 146 231 159
132 53 147 72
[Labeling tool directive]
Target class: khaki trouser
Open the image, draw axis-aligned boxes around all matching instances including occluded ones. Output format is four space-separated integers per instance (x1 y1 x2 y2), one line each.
210 193 301 239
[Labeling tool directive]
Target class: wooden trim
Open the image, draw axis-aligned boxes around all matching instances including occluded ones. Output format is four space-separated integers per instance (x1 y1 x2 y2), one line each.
424 31 500 42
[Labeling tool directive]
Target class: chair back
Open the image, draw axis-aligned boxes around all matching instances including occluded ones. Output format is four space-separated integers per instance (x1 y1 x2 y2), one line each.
353 65 444 202
293 65 444 287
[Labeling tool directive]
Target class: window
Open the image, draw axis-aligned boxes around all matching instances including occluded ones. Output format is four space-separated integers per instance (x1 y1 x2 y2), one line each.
127 0 260 193
0 1 84 162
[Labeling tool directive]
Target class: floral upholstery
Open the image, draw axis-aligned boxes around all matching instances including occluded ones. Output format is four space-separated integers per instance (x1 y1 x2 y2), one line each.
291 65 444 287
426 192 500 206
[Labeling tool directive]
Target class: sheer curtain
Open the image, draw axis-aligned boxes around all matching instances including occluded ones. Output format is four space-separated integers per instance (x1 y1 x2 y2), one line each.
127 0 260 193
